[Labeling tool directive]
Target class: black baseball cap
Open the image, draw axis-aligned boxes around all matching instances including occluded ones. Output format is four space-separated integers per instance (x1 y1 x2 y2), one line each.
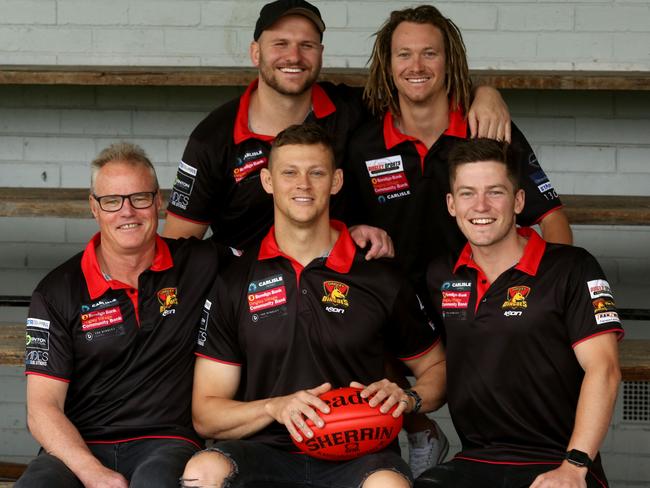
254 0 326 41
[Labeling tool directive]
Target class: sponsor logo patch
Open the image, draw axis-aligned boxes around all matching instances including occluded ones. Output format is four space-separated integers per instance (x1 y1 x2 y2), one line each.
441 280 472 292
173 171 195 196
441 291 470 309
322 281 350 309
587 279 613 299
595 311 620 325
529 170 549 185
365 156 411 201
248 274 287 318
537 181 554 193
234 148 268 183
26 329 49 350
81 306 123 331
179 160 197 177
592 297 616 314
26 318 50 330
502 286 531 309
25 350 49 367
157 287 178 317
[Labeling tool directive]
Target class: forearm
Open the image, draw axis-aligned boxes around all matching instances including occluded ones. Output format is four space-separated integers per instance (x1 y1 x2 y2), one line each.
567 363 621 458
411 360 447 414
193 396 276 440
539 208 573 245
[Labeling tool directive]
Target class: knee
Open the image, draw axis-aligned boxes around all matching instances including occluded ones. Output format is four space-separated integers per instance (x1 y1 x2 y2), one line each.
181 451 234 487
363 469 410 488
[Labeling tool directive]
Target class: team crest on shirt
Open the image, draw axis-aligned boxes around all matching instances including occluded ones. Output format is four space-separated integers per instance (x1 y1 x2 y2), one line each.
322 281 350 313
502 286 531 310
158 287 178 317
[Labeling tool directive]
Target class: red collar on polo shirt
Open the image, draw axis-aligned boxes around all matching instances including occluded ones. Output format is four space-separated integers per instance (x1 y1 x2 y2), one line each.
258 220 356 279
81 233 173 300
383 106 468 170
234 79 337 144
453 227 546 310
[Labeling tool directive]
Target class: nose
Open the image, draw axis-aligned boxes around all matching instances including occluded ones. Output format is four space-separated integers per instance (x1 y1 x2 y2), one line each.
474 192 490 212
411 54 424 72
118 197 137 216
285 43 300 63
296 171 311 190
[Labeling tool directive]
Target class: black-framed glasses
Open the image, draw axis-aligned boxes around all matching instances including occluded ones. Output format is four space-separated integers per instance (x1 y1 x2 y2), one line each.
92 191 158 212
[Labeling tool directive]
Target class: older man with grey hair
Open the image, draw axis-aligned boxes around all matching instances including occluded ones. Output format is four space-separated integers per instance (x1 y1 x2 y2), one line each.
17 142 228 488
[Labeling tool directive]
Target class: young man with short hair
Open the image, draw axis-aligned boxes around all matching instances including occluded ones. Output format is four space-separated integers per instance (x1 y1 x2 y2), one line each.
419 138 622 488
181 124 446 488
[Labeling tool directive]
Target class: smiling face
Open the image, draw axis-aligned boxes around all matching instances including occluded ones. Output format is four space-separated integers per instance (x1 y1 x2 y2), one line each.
261 143 342 228
447 160 524 250
251 14 323 96
90 160 161 257
390 21 447 108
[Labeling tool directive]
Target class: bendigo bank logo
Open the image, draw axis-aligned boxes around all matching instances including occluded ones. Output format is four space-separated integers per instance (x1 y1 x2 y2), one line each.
158 287 178 316
322 281 350 308
502 286 531 309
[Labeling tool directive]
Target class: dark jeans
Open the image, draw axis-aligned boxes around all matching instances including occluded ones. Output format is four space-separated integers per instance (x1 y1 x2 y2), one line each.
15 438 199 488
414 459 608 488
186 440 412 488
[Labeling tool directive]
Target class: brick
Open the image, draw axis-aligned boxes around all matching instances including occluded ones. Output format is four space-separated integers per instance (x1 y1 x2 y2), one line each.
93 29 165 54
65 218 99 244
168 138 189 162
0 86 25 108
499 5 573 31
439 4 498 30
536 91 614 118
322 30 375 56
315 3 347 29
613 33 650 61
165 86 242 110
463 32 536 60
129 1 200 26
20 86 96 109
0 402 26 429
60 163 92 188
201 1 254 27
610 426 650 455
0 136 23 160
0 162 60 187
94 137 169 164
576 119 650 145
345 3 398 28
96 87 169 109
0 218 65 243
618 148 650 174
615 92 650 118
58 1 129 25
0 27 92 52
164 28 238 56
60 110 132 136
0 0 56 24
513 117 576 144
56 53 202 66
0 108 60 135
24 137 97 164
0 269 49 295
573 226 650 260
536 33 613 61
617 257 650 286
24 243 85 269
502 90 537 116
548 171 650 197
132 111 205 137
536 145 616 173
0 244 26 268
156 165 179 190
0 52 57 64
0 428 39 458
576 6 650 32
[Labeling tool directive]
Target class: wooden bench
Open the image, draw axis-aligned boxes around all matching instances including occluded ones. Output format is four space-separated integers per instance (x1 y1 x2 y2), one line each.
1 188 649 226
1 66 649 91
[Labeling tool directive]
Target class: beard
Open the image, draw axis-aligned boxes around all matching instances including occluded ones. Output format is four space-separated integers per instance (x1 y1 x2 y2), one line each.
258 56 320 96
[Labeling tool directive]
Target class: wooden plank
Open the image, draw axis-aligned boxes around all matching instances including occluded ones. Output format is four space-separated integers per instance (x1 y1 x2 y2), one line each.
1 189 648 225
0 66 648 90
0 461 25 482
619 340 650 382
0 324 23 367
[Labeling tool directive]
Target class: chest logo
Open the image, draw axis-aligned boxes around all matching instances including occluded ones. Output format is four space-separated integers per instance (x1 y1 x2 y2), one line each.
502 286 531 310
158 287 178 316
365 155 411 202
322 281 350 308
234 148 268 183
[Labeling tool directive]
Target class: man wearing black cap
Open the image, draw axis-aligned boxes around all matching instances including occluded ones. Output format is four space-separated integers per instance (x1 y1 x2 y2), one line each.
161 0 508 259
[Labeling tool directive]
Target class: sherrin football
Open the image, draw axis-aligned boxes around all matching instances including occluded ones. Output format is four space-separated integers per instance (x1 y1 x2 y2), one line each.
292 386 403 461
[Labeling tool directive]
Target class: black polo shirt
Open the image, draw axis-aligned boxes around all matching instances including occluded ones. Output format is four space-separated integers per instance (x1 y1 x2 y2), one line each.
167 79 365 250
345 109 562 290
25 233 226 447
196 220 439 450
426 228 624 480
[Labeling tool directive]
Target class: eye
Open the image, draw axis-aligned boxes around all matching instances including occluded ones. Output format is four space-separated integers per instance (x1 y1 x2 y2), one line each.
310 169 326 177
301 42 318 50
282 169 297 176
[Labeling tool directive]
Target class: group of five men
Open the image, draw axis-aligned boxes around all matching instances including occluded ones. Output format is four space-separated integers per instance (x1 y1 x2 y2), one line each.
18 1 622 487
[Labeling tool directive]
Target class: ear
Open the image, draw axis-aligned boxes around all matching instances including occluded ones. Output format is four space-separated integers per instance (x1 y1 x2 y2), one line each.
260 167 273 195
250 41 260 67
446 193 456 217
514 188 525 215
89 194 100 220
330 168 343 195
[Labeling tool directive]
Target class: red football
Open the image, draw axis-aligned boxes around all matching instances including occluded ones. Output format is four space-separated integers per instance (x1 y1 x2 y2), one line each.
292 386 403 461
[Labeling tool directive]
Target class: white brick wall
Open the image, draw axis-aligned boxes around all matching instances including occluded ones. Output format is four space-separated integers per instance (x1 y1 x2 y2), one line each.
0 1 648 70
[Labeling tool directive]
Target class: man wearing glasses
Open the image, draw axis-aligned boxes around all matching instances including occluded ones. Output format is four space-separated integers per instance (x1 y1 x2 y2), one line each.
17 143 228 488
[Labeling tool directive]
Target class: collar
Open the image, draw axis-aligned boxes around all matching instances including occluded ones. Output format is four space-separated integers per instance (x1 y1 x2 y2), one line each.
81 233 174 299
453 227 546 277
234 79 336 145
383 105 468 150
258 220 356 274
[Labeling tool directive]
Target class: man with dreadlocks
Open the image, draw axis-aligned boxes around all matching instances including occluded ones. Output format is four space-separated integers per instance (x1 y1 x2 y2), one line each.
343 4 574 478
